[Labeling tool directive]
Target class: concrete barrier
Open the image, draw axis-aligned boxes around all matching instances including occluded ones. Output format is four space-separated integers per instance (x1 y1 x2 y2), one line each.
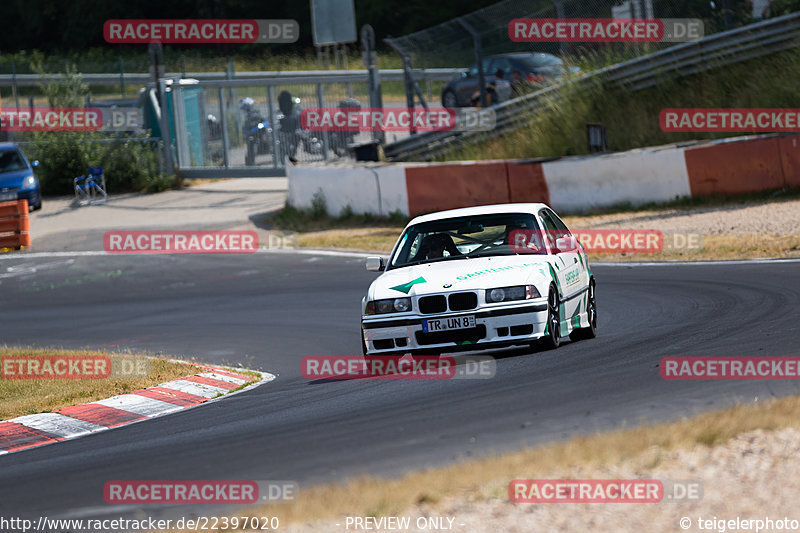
405 161 509 216
543 147 692 211
286 133 799 218
506 160 550 204
287 163 409 216
684 137 784 196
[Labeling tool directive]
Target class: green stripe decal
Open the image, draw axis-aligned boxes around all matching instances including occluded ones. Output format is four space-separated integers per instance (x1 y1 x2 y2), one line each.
548 263 561 295
390 277 426 294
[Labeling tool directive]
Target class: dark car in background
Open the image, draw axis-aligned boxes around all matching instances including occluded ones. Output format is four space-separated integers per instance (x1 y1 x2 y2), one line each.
441 52 580 108
0 143 41 211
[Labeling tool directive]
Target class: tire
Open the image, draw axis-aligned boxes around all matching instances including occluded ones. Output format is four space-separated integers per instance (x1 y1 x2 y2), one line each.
539 285 561 350
245 142 256 166
569 278 597 341
442 90 458 108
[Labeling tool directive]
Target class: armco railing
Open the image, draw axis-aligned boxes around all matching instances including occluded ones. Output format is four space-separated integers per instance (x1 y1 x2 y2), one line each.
0 68 463 88
384 12 800 161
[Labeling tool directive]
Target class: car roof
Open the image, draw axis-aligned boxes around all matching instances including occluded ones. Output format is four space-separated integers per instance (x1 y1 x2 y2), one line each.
0 143 20 151
408 203 551 226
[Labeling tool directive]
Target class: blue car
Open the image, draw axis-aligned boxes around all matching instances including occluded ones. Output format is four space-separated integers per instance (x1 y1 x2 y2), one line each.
0 143 41 211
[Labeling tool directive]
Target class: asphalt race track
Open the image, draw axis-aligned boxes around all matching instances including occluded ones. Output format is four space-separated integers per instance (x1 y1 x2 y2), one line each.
1 251 799 520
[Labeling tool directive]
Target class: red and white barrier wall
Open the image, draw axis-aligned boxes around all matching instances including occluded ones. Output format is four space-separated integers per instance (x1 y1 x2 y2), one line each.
287 133 800 216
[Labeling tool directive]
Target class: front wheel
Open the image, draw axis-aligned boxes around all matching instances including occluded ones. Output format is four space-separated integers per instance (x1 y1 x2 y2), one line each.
539 286 561 350
442 90 458 108
245 140 256 166
569 279 597 341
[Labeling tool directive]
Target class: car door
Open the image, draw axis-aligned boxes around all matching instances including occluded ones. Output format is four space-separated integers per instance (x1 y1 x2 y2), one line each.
539 209 586 327
488 57 513 101
459 58 493 104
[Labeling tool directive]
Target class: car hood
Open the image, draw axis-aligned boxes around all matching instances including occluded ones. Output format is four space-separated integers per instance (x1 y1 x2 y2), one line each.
0 169 31 189
369 255 551 300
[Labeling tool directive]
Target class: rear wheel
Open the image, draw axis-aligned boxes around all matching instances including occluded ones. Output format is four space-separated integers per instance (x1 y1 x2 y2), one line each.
442 90 458 108
569 279 597 341
539 286 561 350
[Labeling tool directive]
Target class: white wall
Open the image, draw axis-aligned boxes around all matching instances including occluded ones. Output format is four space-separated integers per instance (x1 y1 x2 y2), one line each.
287 164 409 216
542 147 692 211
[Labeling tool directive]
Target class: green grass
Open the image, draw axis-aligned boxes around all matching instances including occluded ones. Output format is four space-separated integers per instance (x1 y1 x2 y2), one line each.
442 46 800 161
268 201 409 233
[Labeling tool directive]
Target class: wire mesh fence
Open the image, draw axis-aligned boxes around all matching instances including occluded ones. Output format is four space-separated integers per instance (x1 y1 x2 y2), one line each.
170 79 390 170
385 0 765 70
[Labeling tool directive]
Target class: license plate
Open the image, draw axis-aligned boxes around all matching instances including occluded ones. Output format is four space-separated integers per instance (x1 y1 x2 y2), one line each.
0 191 17 202
422 315 476 333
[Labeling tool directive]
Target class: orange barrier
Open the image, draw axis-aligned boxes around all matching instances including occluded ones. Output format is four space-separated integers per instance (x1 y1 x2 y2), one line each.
506 160 550 204
684 137 786 196
0 200 30 250
405 162 510 216
778 135 800 189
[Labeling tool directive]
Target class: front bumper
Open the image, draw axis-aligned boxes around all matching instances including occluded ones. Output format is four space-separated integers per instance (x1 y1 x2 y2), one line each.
361 301 549 355
16 188 40 208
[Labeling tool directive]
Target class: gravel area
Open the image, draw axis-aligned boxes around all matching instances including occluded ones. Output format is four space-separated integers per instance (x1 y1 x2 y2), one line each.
284 426 800 533
563 198 800 236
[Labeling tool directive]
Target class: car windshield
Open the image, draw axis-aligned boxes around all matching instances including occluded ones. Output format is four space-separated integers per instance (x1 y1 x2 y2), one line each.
0 149 27 173
519 54 563 69
388 213 543 269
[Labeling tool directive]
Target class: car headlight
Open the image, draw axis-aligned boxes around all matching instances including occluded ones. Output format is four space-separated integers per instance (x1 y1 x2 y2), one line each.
365 297 412 315
23 175 36 189
485 285 541 303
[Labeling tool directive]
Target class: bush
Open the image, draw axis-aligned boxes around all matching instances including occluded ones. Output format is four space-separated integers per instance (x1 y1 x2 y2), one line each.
24 135 168 195
19 61 173 195
310 189 328 220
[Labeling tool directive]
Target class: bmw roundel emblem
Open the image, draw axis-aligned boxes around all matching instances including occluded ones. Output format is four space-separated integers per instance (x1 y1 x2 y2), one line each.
443 283 452 288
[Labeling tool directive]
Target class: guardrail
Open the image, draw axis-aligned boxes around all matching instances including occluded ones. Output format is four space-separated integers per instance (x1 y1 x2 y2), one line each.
385 12 800 161
0 68 463 88
0 200 31 250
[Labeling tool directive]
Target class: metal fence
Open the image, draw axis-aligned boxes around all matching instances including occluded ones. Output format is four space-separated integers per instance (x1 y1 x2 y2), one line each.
165 69 460 178
385 11 800 161
385 0 761 69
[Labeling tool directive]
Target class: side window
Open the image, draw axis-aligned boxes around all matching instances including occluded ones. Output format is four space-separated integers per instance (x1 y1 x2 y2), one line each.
538 210 558 232
544 209 570 233
538 210 558 253
491 58 512 76
468 58 492 77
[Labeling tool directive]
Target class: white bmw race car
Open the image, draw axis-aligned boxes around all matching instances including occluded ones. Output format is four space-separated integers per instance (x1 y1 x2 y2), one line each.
361 203 597 356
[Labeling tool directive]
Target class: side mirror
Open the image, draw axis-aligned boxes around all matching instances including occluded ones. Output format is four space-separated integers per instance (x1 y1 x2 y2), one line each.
554 235 578 253
31 160 40 168
365 256 386 272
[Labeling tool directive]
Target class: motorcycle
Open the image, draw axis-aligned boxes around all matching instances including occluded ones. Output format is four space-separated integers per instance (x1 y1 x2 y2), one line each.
274 92 361 160
328 98 361 157
239 97 274 166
